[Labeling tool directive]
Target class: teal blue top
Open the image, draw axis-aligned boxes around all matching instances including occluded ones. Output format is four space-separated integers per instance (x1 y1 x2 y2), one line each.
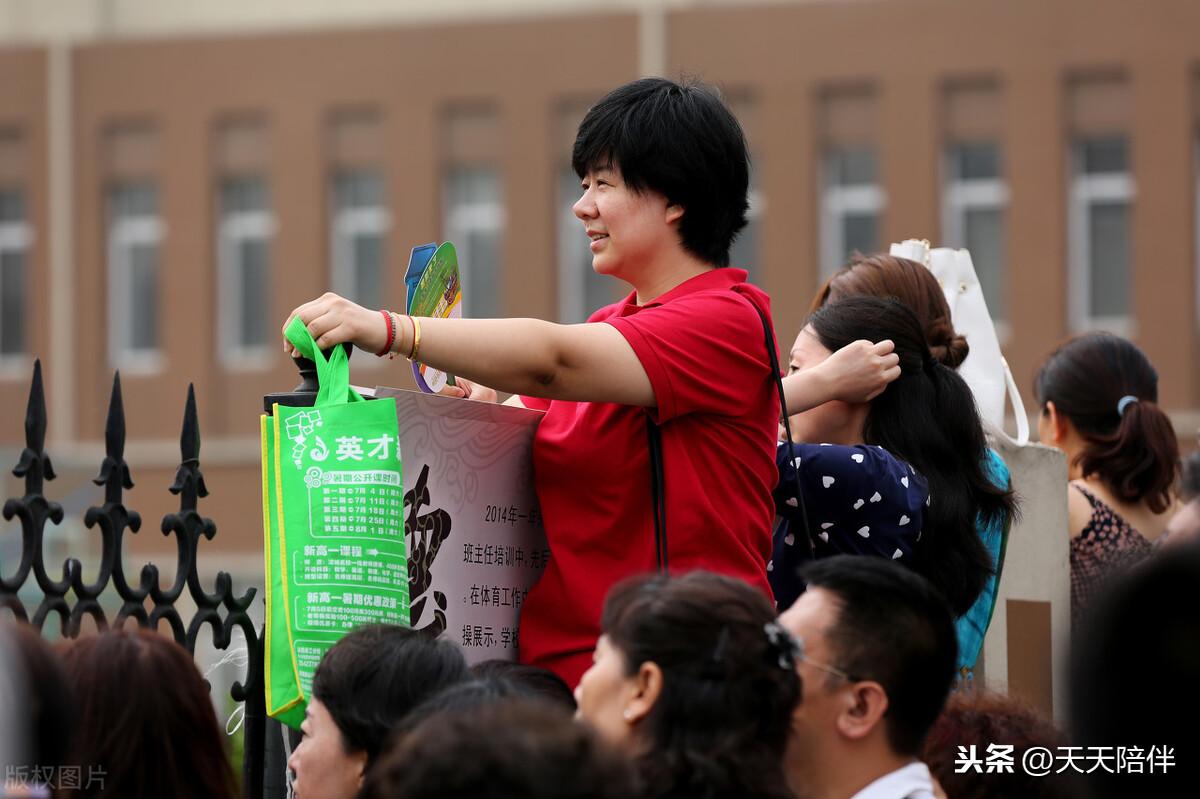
955 448 1011 677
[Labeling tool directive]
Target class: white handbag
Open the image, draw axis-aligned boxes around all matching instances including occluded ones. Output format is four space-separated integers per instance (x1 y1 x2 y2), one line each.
890 239 1030 444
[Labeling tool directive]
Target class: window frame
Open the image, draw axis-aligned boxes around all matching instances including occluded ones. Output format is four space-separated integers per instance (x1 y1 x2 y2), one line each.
329 181 390 309
819 150 885 279
106 186 165 373
443 167 505 319
941 143 1011 342
0 191 32 373
1067 139 1135 335
216 181 275 369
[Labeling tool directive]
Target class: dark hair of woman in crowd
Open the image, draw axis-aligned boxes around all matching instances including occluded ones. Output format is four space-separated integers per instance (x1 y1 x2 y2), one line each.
578 571 800 799
811 253 970 369
2 622 75 794
61 627 239 799
922 690 1079 798
1034 332 1178 514
470 658 577 710
361 700 637 799
808 296 1015 615
309 624 469 764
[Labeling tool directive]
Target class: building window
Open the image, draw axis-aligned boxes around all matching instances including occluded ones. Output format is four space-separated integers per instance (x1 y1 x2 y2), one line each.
729 166 765 284
217 176 273 365
1068 136 1134 332
820 148 884 277
0 188 30 361
943 142 1009 330
330 170 388 308
107 183 163 370
557 166 614 323
444 166 503 319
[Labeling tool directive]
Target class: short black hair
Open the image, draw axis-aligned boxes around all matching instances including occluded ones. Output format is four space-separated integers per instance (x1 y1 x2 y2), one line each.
312 624 470 765
572 77 750 267
800 556 958 756
470 659 576 710
359 700 637 799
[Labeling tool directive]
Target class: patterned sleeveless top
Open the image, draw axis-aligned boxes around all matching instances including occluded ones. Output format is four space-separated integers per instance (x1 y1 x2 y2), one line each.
1070 483 1154 627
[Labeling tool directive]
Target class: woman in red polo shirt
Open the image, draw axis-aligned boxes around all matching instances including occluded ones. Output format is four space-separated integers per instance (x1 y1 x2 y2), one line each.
284 78 896 686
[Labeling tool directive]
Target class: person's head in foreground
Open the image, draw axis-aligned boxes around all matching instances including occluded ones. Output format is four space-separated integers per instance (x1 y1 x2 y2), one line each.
795 296 1013 616
571 76 750 280
575 571 800 799
360 699 635 799
469 658 577 710
922 690 1079 799
1070 544 1200 798
779 556 958 799
1 622 74 796
287 624 469 799
60 627 239 799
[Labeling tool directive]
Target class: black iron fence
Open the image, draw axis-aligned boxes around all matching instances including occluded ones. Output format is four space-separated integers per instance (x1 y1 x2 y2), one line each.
0 361 266 797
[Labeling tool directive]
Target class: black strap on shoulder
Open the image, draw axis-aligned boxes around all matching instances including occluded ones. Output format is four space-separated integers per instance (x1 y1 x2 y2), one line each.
644 293 815 573
748 304 816 559
647 418 668 572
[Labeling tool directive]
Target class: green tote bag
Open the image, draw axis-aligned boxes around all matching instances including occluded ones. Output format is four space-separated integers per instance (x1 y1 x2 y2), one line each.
263 318 410 729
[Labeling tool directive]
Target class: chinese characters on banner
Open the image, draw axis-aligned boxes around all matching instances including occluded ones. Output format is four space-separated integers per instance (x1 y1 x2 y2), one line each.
378 386 548 664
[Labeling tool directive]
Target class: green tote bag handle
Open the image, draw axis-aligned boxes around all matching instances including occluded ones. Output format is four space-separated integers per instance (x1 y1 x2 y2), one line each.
284 317 363 407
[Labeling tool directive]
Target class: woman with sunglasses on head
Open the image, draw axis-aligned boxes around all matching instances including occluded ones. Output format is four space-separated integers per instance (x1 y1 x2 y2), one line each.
575 570 801 799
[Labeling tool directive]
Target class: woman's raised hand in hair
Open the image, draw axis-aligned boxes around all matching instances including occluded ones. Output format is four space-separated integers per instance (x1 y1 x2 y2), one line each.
822 339 901 403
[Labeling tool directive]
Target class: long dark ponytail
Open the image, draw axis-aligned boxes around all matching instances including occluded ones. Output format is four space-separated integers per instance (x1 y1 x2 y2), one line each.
809 296 1015 616
1034 333 1178 513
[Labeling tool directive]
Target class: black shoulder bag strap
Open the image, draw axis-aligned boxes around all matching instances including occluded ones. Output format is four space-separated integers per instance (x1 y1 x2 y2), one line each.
645 295 814 573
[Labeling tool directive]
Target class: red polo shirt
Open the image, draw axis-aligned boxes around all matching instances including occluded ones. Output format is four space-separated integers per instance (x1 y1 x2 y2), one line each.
518 268 780 686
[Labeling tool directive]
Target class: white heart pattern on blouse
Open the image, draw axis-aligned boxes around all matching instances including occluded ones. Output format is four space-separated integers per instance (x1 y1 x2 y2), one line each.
784 533 795 546
786 498 799 507
892 548 903 559
857 526 870 537
823 476 836 488
818 531 829 542
901 476 909 488
851 453 864 463
869 492 882 503
853 499 865 510
899 515 910 526
821 522 834 529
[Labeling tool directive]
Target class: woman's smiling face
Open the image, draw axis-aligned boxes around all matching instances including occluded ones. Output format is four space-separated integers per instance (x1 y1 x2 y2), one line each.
572 163 678 283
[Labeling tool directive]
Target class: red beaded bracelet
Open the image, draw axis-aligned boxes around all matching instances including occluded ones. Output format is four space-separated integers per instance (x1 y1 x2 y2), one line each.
376 309 395 357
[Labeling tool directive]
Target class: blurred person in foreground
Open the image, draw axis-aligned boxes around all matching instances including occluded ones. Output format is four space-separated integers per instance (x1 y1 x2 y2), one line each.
359 700 636 799
286 624 469 799
922 690 1079 799
575 571 800 799
1034 333 1180 626
1 623 73 799
1070 542 1200 798
60 628 238 799
778 556 957 799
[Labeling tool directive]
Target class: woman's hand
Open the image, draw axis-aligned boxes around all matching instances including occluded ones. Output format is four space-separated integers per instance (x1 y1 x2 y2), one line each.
819 339 901 403
283 293 388 357
438 378 499 403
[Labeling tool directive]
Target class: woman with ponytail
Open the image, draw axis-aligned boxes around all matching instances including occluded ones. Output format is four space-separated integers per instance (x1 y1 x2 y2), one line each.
1034 333 1180 625
772 295 1014 619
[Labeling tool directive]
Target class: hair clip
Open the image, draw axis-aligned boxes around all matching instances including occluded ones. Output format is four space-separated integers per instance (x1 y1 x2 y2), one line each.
763 621 800 670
